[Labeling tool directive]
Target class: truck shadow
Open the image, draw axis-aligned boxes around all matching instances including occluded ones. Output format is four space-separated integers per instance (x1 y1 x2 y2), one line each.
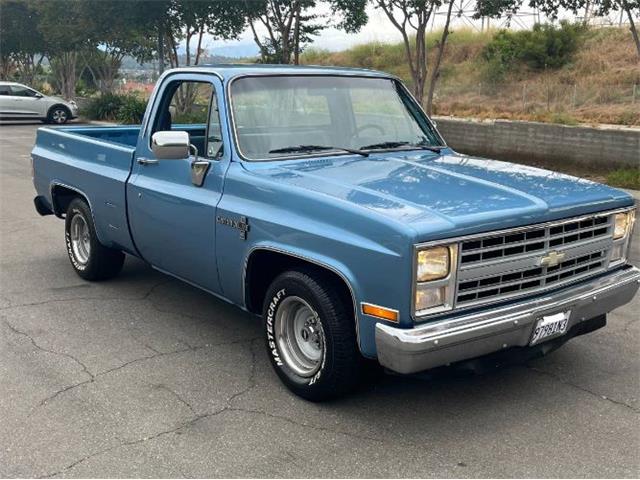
118 257 560 411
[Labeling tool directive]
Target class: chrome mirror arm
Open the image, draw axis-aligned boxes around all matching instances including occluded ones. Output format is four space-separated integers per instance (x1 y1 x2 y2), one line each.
189 144 210 187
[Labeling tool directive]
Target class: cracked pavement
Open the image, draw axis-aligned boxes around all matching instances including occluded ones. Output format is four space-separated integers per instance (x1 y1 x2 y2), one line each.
1 122 639 478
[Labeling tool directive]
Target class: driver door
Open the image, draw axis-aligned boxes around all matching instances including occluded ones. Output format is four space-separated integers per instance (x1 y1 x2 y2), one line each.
127 74 230 294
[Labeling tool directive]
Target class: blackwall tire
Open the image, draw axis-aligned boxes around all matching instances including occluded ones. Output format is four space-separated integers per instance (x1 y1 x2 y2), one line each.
47 106 70 124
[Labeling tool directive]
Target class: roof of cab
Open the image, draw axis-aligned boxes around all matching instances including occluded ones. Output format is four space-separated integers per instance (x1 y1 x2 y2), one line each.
169 63 393 81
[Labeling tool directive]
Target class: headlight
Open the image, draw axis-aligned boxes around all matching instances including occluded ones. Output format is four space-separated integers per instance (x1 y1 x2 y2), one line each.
613 211 633 239
610 209 636 264
414 244 457 315
417 246 451 281
415 284 447 311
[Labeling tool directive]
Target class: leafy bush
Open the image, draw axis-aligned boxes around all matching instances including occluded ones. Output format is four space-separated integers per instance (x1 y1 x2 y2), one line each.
483 22 586 78
83 93 147 124
117 95 147 124
83 92 124 120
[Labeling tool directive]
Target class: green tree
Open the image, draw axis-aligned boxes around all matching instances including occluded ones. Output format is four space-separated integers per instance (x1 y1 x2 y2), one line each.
0 0 45 83
374 0 441 105
133 0 249 76
482 21 586 76
530 0 640 58
35 0 90 99
375 0 521 110
78 1 155 93
129 1 248 110
166 0 249 68
246 0 368 64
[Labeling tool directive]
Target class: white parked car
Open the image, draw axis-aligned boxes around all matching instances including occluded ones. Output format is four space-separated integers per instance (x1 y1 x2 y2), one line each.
0 82 78 124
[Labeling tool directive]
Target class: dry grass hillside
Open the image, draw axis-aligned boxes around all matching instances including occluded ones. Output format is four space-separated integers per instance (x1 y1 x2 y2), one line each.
301 26 640 126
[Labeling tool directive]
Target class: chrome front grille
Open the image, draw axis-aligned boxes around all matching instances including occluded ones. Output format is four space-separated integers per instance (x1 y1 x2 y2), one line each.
455 213 614 308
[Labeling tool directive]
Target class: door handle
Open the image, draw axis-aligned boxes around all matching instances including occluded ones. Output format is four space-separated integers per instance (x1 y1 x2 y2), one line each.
137 157 158 165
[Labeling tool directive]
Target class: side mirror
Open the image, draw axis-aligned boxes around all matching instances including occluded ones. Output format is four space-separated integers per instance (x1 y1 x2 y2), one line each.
151 131 190 160
34 93 43 99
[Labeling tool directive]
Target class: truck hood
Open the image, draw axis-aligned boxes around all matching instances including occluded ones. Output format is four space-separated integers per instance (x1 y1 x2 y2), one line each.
243 151 634 240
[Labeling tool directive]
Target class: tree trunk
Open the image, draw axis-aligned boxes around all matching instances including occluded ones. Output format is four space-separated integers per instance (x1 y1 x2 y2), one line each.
377 1 431 104
426 0 455 114
293 2 301 65
15 53 44 86
158 21 165 75
623 5 640 59
64 52 78 100
0 56 14 80
51 52 78 100
100 53 123 93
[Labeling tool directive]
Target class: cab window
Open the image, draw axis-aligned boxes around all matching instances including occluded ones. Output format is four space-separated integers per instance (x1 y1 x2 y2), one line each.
152 80 222 159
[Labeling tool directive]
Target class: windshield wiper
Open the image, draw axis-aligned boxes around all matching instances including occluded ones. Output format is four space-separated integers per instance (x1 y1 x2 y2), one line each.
360 141 446 153
268 144 369 157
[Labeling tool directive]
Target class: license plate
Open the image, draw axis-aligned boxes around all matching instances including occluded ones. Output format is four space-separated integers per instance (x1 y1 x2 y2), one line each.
529 311 570 346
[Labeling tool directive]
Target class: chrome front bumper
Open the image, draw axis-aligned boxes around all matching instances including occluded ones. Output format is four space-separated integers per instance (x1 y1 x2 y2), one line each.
376 266 640 374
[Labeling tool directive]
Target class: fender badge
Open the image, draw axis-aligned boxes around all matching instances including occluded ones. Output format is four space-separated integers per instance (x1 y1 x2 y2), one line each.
217 215 250 240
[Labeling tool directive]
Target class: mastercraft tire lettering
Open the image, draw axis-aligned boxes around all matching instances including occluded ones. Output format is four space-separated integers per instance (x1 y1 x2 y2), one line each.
262 269 361 401
266 288 285 367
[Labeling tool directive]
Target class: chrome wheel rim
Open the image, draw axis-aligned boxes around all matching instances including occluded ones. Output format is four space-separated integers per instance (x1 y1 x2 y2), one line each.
52 109 67 124
275 296 325 377
70 214 90 264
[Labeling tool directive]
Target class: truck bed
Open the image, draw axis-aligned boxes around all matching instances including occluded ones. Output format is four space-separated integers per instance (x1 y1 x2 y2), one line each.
31 125 140 254
58 125 141 147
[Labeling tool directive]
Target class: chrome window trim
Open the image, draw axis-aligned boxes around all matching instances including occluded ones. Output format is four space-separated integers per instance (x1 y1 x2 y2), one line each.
225 72 446 163
141 69 223 141
412 206 636 322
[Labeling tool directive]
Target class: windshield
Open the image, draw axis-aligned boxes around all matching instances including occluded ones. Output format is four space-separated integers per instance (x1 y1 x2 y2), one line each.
230 75 442 160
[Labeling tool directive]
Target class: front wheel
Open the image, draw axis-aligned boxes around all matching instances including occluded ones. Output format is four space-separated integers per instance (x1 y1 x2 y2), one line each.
263 269 362 401
47 106 70 124
65 198 124 280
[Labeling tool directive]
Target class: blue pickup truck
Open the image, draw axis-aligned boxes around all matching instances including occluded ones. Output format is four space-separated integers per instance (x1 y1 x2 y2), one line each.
32 65 639 400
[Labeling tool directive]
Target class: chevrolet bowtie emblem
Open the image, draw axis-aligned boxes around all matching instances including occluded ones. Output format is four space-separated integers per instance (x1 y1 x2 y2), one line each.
539 250 566 268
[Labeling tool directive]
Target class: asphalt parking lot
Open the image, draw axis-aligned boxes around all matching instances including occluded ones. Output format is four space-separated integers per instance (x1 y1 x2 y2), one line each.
1 122 639 478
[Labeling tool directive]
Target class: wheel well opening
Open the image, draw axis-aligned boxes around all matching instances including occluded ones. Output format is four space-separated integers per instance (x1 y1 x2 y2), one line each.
51 185 85 217
244 250 355 319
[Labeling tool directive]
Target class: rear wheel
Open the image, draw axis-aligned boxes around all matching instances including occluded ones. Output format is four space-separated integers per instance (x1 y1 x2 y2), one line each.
263 269 362 401
47 106 70 124
65 198 124 280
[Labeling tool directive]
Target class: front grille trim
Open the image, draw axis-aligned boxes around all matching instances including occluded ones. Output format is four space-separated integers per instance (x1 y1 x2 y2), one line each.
453 214 615 309
412 208 634 320
457 234 612 274
456 250 607 305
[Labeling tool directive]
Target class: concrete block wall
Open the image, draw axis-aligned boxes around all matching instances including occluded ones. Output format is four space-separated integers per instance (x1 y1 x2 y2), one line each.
433 117 640 170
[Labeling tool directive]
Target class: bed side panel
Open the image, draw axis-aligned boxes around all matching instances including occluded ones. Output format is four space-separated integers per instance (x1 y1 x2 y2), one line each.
31 127 137 254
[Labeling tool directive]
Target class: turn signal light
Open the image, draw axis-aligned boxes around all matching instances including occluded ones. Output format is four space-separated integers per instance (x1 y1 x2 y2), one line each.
362 303 399 322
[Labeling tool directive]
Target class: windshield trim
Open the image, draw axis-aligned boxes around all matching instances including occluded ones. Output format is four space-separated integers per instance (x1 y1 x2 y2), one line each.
226 72 447 162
